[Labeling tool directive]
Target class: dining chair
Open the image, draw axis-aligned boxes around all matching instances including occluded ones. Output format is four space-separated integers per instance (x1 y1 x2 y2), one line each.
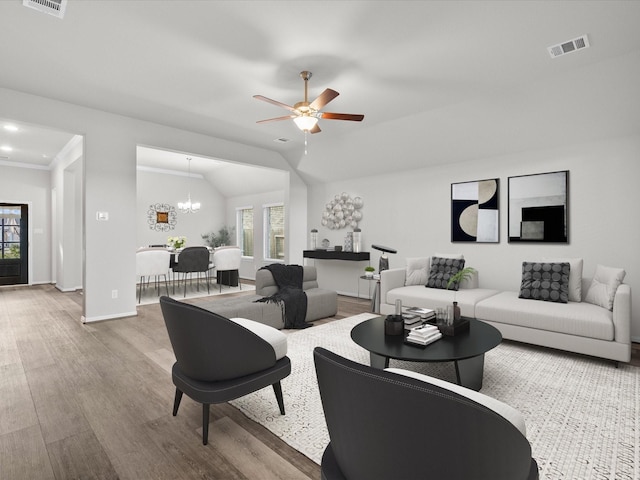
171 246 211 297
212 246 242 293
136 248 171 303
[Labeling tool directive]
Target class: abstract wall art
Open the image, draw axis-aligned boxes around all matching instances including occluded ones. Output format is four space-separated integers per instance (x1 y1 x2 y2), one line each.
451 178 499 243
508 170 569 243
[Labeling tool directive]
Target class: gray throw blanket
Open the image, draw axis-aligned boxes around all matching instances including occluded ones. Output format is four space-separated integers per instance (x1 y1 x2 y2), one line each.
255 264 310 329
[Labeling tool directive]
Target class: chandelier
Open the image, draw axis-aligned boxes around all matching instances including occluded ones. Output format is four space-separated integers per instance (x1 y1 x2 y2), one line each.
177 157 201 213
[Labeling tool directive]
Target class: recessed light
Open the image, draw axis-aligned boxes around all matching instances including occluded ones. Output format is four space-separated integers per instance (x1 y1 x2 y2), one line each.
0 145 13 152
3 125 18 132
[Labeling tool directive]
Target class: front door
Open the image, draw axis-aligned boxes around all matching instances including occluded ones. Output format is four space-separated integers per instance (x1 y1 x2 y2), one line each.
0 204 28 285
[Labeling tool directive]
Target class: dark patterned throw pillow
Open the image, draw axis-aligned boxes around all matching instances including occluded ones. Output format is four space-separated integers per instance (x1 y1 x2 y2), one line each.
519 262 570 303
426 257 465 290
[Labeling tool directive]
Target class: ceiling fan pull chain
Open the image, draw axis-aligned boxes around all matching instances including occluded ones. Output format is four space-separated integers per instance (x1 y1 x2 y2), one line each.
304 131 309 155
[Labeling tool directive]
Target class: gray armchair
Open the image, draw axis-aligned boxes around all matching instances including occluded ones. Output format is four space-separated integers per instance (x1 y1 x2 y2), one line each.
314 347 538 480
160 296 291 445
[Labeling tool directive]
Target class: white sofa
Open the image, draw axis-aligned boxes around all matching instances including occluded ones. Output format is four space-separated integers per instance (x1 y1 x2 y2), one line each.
380 261 632 364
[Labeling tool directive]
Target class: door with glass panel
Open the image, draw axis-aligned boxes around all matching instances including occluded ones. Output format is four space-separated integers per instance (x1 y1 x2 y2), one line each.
0 204 28 285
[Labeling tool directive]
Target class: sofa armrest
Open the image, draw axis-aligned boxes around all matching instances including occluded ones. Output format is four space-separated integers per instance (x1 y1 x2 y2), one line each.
380 268 406 306
612 284 631 344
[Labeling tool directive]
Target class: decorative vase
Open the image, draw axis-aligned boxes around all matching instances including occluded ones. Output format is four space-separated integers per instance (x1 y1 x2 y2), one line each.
353 228 362 253
453 301 461 322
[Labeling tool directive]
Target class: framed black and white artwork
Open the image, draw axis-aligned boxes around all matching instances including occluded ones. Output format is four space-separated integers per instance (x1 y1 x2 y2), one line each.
451 178 499 243
508 170 569 243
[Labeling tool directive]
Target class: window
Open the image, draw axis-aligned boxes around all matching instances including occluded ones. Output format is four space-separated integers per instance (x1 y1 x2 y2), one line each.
237 207 254 257
1 207 21 260
264 204 285 260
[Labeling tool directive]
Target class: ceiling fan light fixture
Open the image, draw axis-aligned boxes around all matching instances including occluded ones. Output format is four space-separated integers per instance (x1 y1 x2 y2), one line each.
293 115 318 132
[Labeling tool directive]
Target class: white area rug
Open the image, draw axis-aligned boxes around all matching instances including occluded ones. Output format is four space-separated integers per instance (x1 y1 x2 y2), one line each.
230 313 640 479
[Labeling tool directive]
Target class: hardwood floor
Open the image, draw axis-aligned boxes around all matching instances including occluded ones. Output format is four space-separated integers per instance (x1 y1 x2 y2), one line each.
0 283 371 480
1 283 637 479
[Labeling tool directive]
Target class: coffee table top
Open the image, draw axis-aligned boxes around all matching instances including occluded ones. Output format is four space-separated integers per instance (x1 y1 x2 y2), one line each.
351 316 502 363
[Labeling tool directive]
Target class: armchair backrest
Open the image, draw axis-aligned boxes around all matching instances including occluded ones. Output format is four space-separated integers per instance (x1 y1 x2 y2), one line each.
173 246 210 273
160 296 276 381
313 347 535 480
256 265 318 296
212 246 241 271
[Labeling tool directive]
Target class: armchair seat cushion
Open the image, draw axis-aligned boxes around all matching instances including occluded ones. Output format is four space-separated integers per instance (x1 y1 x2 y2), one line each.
231 317 288 360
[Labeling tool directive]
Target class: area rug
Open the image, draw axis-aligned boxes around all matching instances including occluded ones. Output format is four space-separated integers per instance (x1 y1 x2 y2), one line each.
230 313 640 479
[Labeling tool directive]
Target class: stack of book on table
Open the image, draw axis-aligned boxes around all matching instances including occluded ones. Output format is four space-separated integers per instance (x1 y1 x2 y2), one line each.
402 313 423 330
404 306 436 321
405 324 442 347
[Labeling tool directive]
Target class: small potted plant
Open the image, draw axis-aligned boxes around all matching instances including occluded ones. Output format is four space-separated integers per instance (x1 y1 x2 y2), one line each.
446 267 476 322
364 266 375 278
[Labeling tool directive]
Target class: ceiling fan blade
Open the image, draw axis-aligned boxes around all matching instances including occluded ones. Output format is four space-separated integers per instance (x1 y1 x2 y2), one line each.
310 88 339 111
310 123 321 134
253 95 296 112
320 112 365 121
256 115 297 124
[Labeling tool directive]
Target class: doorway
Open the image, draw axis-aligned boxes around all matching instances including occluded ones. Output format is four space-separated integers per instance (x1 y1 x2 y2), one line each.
0 204 28 285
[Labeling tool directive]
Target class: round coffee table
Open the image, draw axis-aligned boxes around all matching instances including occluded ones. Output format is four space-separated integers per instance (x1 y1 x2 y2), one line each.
351 316 502 390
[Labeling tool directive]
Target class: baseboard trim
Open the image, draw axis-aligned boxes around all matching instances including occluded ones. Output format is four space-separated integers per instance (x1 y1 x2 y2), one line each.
82 310 138 323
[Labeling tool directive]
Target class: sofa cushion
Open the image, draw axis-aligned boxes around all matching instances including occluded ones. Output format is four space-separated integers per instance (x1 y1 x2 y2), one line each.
195 295 285 330
387 285 499 318
542 257 583 302
518 262 570 303
426 257 466 290
584 264 626 311
405 257 430 286
304 288 338 321
230 317 287 360
476 291 615 341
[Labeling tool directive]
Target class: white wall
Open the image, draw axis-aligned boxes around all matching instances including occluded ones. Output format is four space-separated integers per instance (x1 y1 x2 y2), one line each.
136 169 225 249
225 189 286 279
0 87 308 322
51 136 83 292
308 134 640 341
0 165 50 283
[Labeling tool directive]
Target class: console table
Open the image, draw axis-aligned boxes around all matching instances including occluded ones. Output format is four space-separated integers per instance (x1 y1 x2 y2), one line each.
303 250 370 261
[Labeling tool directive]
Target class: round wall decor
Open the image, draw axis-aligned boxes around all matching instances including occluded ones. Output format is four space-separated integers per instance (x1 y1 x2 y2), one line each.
321 192 363 230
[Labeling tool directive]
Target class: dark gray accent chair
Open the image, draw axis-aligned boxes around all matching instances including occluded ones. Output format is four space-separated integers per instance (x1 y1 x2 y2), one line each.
171 246 211 297
313 347 539 480
160 296 291 445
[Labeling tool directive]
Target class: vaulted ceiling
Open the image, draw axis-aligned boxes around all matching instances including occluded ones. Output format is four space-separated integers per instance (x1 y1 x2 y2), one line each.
1 1 640 187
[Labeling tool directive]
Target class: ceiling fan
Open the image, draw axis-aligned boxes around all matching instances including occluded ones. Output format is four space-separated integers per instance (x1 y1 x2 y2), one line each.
254 71 364 134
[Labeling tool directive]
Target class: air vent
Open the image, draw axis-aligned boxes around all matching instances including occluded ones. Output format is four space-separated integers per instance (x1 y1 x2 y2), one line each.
548 34 590 58
23 0 67 19
273 138 291 144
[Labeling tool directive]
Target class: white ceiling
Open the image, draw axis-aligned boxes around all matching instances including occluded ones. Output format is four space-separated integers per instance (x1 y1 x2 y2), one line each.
1 1 640 186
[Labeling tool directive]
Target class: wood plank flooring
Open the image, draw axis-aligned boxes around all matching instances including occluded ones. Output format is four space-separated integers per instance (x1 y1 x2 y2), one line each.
1 283 637 479
0 283 370 480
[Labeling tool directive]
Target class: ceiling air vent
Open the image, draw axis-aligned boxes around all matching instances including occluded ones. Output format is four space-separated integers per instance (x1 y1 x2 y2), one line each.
548 34 590 58
23 0 67 19
273 138 291 144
